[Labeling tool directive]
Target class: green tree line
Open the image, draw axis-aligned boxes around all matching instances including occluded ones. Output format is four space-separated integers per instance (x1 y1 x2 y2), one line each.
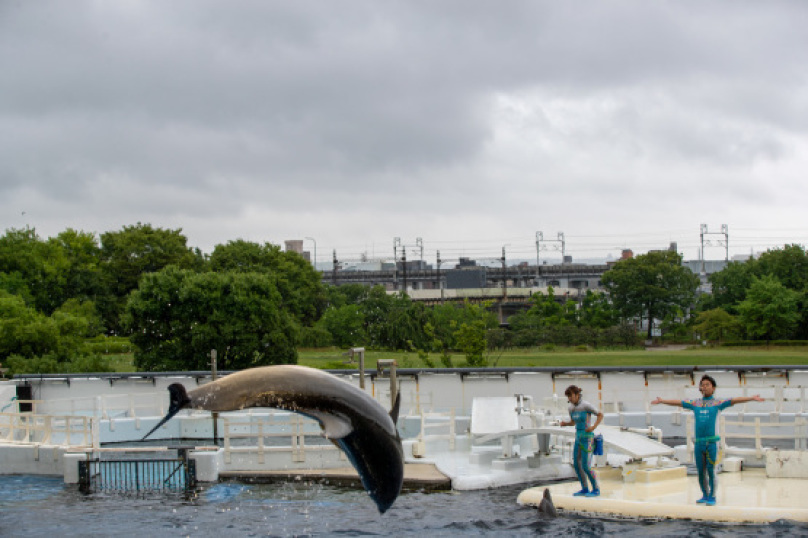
1 224 806 375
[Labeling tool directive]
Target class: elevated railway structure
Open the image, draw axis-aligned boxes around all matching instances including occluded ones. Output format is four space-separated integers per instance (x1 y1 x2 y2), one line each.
323 263 609 294
321 263 610 323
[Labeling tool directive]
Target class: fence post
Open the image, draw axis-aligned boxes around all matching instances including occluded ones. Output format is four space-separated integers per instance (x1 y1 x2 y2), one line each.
78 460 90 494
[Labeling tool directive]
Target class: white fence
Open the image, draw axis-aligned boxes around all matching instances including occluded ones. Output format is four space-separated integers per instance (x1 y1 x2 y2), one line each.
0 412 98 448
221 413 344 465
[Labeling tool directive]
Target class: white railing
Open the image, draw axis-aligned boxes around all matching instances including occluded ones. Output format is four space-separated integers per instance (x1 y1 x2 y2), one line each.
417 409 457 450
221 413 343 465
684 415 808 459
32 393 166 421
0 412 99 448
602 383 807 427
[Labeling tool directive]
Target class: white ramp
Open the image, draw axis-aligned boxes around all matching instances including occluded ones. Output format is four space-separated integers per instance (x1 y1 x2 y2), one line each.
470 397 521 436
470 397 538 458
536 425 674 459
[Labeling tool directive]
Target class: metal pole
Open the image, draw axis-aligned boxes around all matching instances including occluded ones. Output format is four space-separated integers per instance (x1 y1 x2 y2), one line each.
700 224 707 275
402 247 407 294
389 361 397 410
357 348 365 390
305 237 317 269
437 250 444 304
211 349 218 444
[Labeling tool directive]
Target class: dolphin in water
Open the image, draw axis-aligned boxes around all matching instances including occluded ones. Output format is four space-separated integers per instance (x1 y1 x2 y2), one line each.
537 488 558 518
142 365 404 513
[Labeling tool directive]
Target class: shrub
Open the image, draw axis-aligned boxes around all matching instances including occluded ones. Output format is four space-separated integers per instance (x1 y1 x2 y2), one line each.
298 326 333 348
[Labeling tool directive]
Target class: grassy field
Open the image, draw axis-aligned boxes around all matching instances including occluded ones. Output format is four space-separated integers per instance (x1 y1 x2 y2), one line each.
297 346 808 370
106 346 808 372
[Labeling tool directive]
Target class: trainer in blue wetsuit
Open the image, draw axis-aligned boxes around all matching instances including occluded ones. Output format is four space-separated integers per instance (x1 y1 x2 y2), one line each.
561 385 603 497
652 375 764 506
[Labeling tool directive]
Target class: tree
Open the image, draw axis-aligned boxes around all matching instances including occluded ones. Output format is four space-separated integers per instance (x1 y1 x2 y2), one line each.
601 251 700 340
123 267 297 371
210 240 326 325
0 291 59 359
0 291 104 373
318 304 366 348
99 223 203 333
454 320 487 367
736 275 800 342
755 244 808 291
50 229 105 302
578 290 619 329
509 287 572 331
0 227 70 314
325 283 371 309
429 300 498 353
692 308 741 343
705 261 754 314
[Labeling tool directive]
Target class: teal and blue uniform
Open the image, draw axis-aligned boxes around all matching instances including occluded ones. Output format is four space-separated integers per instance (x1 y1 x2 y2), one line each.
568 399 600 494
682 395 732 502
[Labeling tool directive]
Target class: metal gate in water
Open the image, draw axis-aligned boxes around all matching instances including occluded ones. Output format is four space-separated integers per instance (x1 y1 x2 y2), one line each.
78 449 196 494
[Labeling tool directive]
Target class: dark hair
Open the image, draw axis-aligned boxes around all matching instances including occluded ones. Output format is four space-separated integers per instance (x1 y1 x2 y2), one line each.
564 385 582 397
700 375 717 388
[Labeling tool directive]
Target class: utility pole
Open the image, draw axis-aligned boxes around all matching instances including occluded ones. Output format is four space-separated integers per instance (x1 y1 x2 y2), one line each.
437 250 444 304
535 232 542 271
393 237 423 293
393 237 401 291
401 247 408 294
700 224 729 275
536 231 566 264
501 245 508 300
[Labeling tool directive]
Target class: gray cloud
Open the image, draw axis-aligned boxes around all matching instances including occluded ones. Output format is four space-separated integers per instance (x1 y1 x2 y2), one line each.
1 1 806 260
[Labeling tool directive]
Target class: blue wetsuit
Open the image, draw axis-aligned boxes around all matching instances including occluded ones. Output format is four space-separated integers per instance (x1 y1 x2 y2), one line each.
568 399 600 493
682 395 732 501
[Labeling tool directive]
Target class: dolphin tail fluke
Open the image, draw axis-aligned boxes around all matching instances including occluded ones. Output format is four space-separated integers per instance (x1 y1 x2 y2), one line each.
141 383 192 441
389 390 401 426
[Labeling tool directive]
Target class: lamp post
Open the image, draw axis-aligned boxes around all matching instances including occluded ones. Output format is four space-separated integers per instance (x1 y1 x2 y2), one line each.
305 237 317 270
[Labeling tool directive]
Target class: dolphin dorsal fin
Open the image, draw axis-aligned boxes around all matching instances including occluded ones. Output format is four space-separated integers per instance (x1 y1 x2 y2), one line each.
389 390 401 425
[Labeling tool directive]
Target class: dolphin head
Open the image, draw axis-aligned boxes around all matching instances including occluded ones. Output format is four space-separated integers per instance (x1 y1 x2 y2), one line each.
141 383 192 441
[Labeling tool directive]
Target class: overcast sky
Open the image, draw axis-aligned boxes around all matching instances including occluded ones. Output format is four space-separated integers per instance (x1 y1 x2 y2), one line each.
2 1 806 265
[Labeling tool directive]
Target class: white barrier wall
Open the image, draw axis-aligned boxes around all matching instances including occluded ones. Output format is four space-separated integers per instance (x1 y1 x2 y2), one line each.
4 368 808 420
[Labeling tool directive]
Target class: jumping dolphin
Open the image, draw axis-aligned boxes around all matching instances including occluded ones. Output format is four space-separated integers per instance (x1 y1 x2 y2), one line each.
142 365 404 513
537 488 558 518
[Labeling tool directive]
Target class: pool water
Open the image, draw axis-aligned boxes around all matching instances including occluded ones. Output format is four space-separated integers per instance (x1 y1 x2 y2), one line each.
0 475 804 537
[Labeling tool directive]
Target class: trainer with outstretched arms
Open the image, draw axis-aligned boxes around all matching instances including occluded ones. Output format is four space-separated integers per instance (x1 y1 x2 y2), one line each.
652 374 764 506
560 385 603 497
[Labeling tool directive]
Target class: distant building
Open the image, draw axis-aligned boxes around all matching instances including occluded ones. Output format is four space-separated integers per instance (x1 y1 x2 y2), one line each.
284 239 310 262
285 240 303 254
446 267 487 289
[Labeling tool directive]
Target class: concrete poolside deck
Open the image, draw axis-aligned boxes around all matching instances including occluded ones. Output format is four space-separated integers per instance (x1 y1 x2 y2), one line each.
220 462 451 491
518 467 808 523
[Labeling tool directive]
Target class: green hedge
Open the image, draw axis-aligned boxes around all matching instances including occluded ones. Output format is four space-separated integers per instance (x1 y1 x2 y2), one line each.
720 340 808 347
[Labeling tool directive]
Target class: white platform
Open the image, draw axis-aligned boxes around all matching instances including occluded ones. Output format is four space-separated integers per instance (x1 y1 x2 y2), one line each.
518 467 808 523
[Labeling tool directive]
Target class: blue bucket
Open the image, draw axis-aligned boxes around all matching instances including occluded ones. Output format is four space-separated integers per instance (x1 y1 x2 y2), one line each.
593 434 604 456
